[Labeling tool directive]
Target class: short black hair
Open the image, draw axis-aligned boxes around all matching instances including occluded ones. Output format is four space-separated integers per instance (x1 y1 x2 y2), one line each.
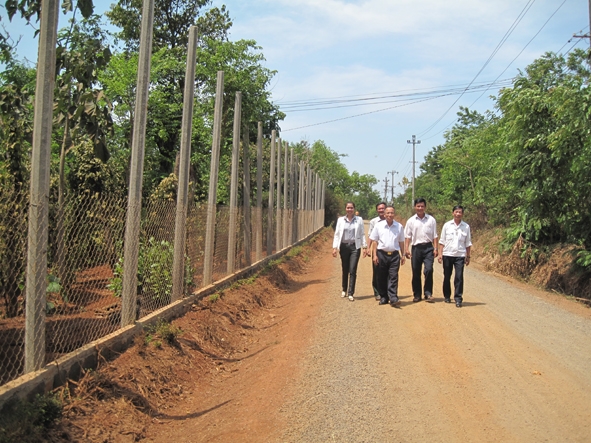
453 205 464 212
375 201 387 209
414 198 427 206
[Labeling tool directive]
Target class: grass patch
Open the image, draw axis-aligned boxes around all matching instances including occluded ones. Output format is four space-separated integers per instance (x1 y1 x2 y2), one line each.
0 394 63 443
144 319 182 347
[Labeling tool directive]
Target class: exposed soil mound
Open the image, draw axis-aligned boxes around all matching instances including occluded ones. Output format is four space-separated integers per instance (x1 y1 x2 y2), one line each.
42 229 332 442
472 229 591 302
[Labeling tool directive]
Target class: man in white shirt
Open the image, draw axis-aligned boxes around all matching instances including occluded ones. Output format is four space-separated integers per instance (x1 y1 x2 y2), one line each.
365 201 386 300
437 205 472 308
404 198 438 303
370 206 406 307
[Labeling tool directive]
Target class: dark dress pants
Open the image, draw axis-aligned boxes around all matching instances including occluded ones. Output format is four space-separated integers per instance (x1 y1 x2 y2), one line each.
339 243 360 296
371 261 379 296
377 250 400 303
442 256 465 302
411 243 434 298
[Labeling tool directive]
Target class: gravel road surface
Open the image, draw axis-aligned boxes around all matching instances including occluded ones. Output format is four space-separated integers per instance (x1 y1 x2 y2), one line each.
279 245 591 442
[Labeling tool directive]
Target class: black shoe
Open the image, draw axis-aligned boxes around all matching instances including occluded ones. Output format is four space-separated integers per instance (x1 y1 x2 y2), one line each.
444 298 451 303
379 298 389 305
390 299 401 307
413 296 421 303
455 301 462 308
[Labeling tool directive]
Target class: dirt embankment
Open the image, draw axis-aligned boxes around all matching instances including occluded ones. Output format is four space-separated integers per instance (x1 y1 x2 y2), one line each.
35 229 332 442
470 228 591 302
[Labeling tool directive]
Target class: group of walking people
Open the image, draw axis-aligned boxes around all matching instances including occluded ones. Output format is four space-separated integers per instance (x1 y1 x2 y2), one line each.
332 198 472 308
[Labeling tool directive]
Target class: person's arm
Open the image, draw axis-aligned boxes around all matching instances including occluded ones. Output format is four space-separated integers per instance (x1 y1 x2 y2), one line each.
372 241 379 265
399 241 406 265
365 239 372 258
465 246 471 266
359 217 368 250
333 218 342 257
437 223 446 263
432 223 439 257
404 237 411 259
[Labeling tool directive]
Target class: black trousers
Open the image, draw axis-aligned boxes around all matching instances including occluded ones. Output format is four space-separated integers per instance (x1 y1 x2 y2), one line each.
377 250 400 302
339 243 360 296
411 243 434 298
371 261 379 296
442 256 465 302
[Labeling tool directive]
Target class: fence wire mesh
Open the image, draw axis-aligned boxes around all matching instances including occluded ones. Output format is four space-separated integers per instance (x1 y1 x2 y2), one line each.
0 187 28 385
0 179 323 387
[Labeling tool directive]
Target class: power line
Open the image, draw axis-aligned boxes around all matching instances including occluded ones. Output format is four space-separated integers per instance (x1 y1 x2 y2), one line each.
278 79 513 112
417 0 540 138
281 80 513 132
421 0 571 142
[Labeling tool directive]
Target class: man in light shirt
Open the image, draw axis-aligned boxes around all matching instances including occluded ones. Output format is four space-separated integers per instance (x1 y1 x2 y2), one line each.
370 205 406 307
404 198 438 303
437 205 472 308
365 201 387 300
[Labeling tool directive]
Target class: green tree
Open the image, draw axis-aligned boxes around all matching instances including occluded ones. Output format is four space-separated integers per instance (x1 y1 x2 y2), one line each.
0 59 35 317
497 50 591 246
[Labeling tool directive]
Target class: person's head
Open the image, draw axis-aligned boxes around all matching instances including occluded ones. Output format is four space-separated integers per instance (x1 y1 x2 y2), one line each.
384 206 395 224
414 198 427 217
452 205 464 223
345 201 355 218
375 202 387 219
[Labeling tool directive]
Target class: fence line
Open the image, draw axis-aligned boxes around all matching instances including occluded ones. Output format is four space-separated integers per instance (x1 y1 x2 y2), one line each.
0 22 325 390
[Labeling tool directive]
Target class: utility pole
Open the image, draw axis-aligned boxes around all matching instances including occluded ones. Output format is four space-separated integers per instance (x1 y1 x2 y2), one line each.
407 135 420 203
573 0 591 59
389 170 397 203
383 176 389 201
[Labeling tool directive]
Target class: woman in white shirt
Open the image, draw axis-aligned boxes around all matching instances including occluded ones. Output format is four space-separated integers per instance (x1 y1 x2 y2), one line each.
332 202 367 301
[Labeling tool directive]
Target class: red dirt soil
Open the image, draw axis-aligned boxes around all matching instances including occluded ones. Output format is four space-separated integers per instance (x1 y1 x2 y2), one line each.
44 229 333 442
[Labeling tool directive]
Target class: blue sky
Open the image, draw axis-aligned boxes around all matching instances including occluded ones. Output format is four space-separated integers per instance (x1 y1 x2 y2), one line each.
1 0 589 196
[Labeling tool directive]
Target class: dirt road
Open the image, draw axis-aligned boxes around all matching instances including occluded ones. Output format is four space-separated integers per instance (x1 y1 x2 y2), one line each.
142 232 591 443
280 248 591 442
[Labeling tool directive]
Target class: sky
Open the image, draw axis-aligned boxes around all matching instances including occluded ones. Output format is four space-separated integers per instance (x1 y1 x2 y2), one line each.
1 0 589 197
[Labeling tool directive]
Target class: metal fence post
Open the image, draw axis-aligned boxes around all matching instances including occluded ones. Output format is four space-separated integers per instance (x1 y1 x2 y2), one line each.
255 122 263 261
24 0 60 373
121 0 155 326
172 26 198 302
267 131 276 256
242 123 252 266
227 92 242 274
203 71 225 286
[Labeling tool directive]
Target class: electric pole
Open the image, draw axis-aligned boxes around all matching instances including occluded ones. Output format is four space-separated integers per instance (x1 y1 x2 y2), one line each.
389 170 397 204
573 0 591 60
383 176 389 201
407 135 420 203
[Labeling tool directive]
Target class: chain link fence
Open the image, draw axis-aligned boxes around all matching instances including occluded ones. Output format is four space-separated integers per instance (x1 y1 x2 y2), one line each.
0 177 324 387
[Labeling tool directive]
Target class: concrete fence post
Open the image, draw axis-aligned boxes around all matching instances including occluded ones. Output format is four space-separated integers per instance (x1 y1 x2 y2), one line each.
24 0 60 373
203 71 225 286
242 123 252 266
227 92 242 274
275 138 282 251
121 0 155 326
282 141 288 248
255 122 263 261
172 26 198 302
267 130 276 256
